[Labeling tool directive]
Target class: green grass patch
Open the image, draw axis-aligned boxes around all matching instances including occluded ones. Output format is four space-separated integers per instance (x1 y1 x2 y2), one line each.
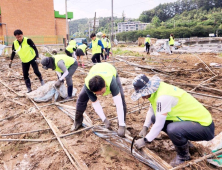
113 48 142 57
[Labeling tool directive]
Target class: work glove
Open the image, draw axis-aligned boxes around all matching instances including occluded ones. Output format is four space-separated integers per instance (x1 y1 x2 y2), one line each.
103 118 111 130
139 126 148 138
134 138 150 150
35 59 41 65
55 80 62 88
117 126 125 137
9 61 12 68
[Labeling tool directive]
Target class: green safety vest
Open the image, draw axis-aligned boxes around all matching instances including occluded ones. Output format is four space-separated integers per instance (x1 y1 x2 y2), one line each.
53 54 75 73
148 82 212 126
92 38 101 54
102 38 107 48
13 37 36 63
78 44 87 53
66 44 75 53
145 37 151 44
107 39 111 48
85 63 117 96
69 40 76 47
169 36 174 45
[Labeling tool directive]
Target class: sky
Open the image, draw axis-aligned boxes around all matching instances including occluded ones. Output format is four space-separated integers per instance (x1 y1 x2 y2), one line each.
53 0 178 20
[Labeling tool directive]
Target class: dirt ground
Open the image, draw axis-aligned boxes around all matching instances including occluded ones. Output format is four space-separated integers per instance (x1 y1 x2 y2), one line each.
0 47 222 170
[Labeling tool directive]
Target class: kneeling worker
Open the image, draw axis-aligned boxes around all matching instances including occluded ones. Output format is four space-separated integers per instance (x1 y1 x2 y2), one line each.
131 74 214 167
73 63 127 137
41 54 78 99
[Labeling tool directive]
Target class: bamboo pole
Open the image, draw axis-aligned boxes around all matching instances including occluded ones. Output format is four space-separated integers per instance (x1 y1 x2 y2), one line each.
0 79 24 97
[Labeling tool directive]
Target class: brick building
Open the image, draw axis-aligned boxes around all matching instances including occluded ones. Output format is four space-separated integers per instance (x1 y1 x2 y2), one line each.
0 0 73 45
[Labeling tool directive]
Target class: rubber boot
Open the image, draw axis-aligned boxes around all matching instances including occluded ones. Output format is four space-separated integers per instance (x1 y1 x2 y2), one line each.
170 142 191 167
64 85 73 100
71 110 84 131
25 79 32 93
39 76 44 86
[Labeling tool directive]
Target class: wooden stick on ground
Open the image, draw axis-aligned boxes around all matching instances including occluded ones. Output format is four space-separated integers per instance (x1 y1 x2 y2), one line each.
29 97 88 170
0 79 24 97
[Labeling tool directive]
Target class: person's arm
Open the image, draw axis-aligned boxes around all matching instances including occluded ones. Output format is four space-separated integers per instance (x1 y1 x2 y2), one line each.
89 43 92 49
57 60 69 81
145 95 178 142
27 39 39 58
143 104 154 127
10 43 16 61
98 40 105 50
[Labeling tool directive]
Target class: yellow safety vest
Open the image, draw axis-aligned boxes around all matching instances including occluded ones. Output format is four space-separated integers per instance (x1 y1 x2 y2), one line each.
54 54 75 73
13 37 36 63
69 40 76 47
78 44 87 53
169 36 174 45
85 63 117 96
107 39 111 48
145 37 150 44
66 44 75 53
92 38 101 54
148 82 212 126
102 38 107 48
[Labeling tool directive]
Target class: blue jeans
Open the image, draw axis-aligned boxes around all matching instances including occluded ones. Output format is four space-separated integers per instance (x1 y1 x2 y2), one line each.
151 115 215 146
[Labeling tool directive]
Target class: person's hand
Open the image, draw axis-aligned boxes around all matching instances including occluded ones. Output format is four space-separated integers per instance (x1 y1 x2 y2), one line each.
134 138 150 149
55 80 62 88
35 59 41 65
139 126 148 138
9 60 12 68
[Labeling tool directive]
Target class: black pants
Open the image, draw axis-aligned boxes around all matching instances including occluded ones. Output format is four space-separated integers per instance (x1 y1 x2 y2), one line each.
105 48 110 60
76 76 127 121
101 48 104 60
91 53 101 63
151 115 215 146
65 49 72 57
22 58 42 81
145 43 150 53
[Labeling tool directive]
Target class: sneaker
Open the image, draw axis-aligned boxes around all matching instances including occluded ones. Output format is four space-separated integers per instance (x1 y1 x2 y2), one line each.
82 64 85 68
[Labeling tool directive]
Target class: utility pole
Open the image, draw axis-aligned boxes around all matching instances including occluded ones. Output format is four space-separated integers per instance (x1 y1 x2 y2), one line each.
88 20 91 38
111 0 114 41
93 12 96 33
65 0 69 46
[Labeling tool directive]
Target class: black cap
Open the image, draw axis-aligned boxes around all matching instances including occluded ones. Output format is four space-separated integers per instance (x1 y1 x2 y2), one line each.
133 74 149 91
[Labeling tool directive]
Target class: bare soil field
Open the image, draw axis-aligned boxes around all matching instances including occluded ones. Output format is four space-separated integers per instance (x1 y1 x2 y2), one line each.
0 49 221 169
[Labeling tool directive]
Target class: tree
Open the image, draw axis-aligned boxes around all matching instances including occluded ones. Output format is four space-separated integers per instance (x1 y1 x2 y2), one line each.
151 16 161 27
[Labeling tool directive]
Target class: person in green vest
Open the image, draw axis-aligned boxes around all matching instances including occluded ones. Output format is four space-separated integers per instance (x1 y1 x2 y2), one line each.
169 33 175 54
9 29 44 93
106 36 111 60
72 63 127 137
101 34 107 60
145 35 151 54
65 43 76 58
89 33 106 63
41 54 78 99
131 74 214 167
76 43 88 68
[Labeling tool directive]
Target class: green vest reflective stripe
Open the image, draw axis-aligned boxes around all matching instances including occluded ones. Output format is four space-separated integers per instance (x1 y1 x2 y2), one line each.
148 82 212 126
92 38 101 54
145 37 150 44
13 37 35 63
66 44 75 53
78 44 87 53
102 38 107 48
69 40 76 47
108 39 111 48
85 63 117 96
54 54 75 73
169 36 174 45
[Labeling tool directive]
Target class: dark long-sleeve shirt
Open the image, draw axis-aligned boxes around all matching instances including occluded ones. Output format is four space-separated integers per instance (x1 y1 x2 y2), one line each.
11 38 39 60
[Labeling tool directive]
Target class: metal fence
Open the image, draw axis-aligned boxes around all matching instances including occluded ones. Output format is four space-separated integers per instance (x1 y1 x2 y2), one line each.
3 35 64 46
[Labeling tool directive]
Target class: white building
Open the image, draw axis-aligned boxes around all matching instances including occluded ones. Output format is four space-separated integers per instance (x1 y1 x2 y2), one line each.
117 21 149 33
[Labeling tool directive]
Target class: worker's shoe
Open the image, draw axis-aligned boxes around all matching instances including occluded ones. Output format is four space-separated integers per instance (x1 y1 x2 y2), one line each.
170 142 191 167
139 126 148 138
71 110 83 131
117 126 125 137
82 63 85 68
25 79 32 93
103 118 111 130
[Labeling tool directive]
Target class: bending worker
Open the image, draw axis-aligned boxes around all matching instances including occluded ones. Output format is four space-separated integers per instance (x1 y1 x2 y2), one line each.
89 33 106 63
76 43 88 68
41 54 78 99
73 63 127 137
65 39 77 57
9 29 44 93
131 74 214 167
